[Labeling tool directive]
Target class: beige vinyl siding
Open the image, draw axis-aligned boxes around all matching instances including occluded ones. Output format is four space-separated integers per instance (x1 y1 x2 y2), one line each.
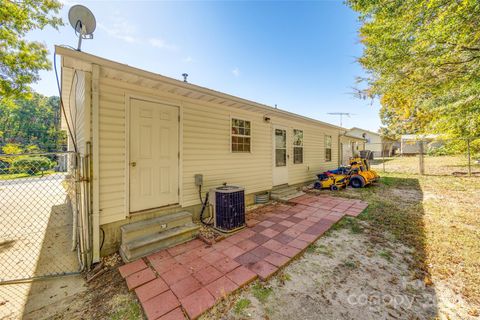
271 118 341 186
340 136 365 165
61 67 73 132
97 74 127 224
92 65 341 225
65 70 91 156
96 70 272 223
182 103 271 207
348 128 382 155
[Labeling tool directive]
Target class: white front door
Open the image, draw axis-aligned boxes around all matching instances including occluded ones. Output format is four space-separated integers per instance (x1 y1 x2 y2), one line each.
129 98 179 212
273 126 288 186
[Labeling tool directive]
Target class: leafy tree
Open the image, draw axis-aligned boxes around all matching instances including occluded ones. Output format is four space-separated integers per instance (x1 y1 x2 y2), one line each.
1 143 22 155
0 0 63 104
347 0 480 152
0 93 66 152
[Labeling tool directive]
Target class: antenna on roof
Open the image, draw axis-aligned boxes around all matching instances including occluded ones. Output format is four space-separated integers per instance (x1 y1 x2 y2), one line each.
68 5 96 51
327 112 356 127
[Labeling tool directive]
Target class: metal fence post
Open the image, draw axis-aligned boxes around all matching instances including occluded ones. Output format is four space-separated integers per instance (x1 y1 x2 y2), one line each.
467 138 472 177
418 141 425 175
382 151 386 173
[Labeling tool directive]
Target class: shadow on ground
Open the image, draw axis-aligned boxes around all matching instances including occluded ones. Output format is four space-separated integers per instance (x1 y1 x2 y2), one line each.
211 176 441 320
0 174 85 319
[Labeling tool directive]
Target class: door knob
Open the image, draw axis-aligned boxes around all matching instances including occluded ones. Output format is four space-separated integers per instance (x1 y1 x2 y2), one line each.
130 162 136 167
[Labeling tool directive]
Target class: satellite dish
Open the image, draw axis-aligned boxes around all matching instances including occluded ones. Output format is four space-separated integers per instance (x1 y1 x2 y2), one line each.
68 5 96 51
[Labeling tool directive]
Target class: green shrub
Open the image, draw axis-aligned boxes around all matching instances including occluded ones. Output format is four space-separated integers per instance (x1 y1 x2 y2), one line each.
427 145 450 156
11 156 54 175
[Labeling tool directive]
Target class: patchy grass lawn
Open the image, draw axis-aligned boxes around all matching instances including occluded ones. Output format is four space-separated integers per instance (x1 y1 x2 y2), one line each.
370 155 480 176
349 173 480 305
204 172 480 319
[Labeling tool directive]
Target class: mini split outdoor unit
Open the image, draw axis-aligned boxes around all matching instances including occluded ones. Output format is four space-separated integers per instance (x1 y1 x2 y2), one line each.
209 185 246 233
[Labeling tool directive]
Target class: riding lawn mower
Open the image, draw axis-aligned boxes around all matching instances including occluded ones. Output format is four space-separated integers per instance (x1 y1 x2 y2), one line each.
314 152 380 191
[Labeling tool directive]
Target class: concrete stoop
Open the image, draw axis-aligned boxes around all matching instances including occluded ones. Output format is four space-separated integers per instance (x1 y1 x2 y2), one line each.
270 185 305 202
119 211 200 262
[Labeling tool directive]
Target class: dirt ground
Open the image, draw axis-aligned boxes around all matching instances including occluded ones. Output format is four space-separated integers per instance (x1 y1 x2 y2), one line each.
203 171 480 320
205 222 475 320
25 169 479 320
209 225 437 320
30 254 143 320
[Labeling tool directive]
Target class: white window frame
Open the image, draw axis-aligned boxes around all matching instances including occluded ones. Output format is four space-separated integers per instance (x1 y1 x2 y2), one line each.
325 135 332 162
230 117 252 153
293 129 304 164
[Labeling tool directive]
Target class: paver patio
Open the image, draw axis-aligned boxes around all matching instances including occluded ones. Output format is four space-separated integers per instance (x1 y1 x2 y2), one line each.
118 194 368 319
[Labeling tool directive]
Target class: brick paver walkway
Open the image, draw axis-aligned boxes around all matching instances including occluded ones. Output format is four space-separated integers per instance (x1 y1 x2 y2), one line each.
118 194 368 319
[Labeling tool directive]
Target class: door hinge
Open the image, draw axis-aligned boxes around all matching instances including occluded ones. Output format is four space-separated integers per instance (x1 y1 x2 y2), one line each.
178 151 180 158
178 115 181 122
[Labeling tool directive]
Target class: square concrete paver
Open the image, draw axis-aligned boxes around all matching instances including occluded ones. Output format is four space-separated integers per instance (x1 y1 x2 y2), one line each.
142 290 180 320
119 259 148 278
170 275 203 299
193 265 223 285
202 250 226 264
270 223 289 233
289 238 310 250
180 288 216 320
222 245 246 259
205 276 239 300
237 238 258 251
235 252 262 266
214 257 241 274
150 257 178 274
250 260 278 280
262 239 284 251
273 233 295 245
226 265 258 286
161 265 191 286
120 193 368 320
135 277 169 303
126 267 156 290
264 252 290 267
260 228 280 238
157 308 186 320
274 245 301 258
250 246 273 259
147 250 172 265
249 233 270 245
183 257 210 273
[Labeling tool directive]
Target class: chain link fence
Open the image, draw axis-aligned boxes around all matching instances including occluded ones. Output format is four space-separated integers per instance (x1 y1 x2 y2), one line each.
0 152 82 282
360 137 480 176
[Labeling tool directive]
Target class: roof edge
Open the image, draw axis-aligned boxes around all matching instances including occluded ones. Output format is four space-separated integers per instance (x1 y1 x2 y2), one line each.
55 45 345 131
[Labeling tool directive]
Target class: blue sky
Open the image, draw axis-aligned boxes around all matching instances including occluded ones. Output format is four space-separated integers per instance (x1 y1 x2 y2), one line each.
27 0 381 131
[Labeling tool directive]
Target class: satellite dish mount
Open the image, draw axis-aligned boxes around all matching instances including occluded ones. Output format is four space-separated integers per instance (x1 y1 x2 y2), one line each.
68 5 96 51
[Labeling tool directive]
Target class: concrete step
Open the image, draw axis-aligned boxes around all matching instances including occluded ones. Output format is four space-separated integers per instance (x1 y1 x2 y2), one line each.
121 211 193 243
271 186 300 200
119 222 201 262
282 191 306 202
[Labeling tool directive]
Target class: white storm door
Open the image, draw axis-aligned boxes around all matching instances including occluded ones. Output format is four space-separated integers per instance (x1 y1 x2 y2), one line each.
273 126 288 186
129 98 179 212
